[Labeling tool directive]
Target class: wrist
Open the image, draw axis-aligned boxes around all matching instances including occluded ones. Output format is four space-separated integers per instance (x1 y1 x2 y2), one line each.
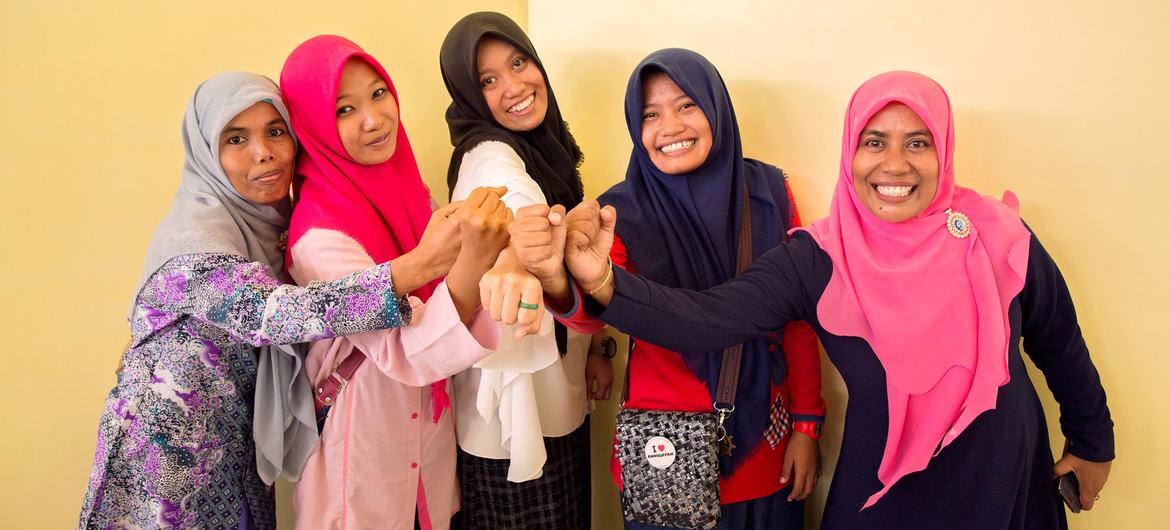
582 258 614 295
589 336 618 358
792 420 823 441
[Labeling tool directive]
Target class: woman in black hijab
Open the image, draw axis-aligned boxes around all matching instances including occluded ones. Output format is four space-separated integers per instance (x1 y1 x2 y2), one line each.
440 11 597 530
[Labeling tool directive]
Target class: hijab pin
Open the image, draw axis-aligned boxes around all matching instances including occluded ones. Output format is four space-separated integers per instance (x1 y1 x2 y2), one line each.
944 208 971 239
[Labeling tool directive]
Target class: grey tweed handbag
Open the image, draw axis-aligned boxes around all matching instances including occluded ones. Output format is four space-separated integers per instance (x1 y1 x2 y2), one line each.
615 187 753 530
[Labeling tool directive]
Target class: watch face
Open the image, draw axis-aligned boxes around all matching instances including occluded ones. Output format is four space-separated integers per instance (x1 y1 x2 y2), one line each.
602 337 617 358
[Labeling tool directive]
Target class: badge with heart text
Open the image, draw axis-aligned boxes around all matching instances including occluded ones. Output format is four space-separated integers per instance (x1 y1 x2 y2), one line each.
645 436 677 469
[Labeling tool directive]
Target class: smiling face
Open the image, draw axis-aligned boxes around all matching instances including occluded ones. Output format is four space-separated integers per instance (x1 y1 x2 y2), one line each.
639 71 713 175
218 102 295 205
476 36 548 132
851 103 940 223
335 58 400 165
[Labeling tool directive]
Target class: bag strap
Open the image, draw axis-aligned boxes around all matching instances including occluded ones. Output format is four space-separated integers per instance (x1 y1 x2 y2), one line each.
314 351 365 412
713 183 752 410
620 181 754 409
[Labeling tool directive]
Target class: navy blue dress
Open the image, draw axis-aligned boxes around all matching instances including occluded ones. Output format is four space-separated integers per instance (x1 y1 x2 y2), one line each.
586 231 1113 530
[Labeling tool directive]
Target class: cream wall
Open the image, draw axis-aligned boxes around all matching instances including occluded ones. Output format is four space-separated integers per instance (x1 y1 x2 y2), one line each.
529 0 1168 528
3 1 1166 528
0 1 527 527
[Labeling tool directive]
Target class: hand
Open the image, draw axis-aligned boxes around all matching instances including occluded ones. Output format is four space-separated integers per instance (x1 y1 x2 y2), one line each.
509 204 567 282
479 248 546 339
564 200 617 293
458 187 512 261
1053 450 1112 511
781 431 821 501
585 354 614 400
414 200 464 277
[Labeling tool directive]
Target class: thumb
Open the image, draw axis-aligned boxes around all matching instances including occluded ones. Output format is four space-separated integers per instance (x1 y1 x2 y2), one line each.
781 453 794 483
1053 456 1075 478
487 186 508 197
599 205 617 235
548 204 567 225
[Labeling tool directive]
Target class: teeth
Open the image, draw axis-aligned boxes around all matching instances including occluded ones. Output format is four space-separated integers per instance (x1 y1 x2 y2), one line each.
660 140 694 154
508 94 535 113
875 185 913 197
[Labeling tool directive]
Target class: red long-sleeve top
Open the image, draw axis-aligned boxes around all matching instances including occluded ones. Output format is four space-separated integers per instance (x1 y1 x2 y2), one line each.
555 188 826 504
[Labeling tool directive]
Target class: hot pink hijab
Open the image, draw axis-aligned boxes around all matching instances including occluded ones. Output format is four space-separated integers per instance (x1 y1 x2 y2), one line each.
280 35 448 421
804 71 1031 507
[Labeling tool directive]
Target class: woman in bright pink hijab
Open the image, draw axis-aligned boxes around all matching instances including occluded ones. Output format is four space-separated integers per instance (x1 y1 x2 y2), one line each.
280 35 512 530
530 71 1114 528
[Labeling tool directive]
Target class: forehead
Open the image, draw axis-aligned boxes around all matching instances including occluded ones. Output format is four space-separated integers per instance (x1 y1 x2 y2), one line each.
863 102 929 133
476 36 520 67
339 58 382 90
641 71 685 103
222 102 281 130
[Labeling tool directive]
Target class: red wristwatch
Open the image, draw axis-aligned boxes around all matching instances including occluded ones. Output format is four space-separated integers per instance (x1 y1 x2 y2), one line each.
792 421 823 440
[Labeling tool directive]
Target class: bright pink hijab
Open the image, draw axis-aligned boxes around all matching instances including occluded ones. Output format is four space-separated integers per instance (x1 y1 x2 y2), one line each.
804 71 1031 507
281 35 448 422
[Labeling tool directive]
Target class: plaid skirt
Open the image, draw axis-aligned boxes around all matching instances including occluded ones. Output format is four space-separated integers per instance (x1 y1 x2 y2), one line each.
458 417 591 530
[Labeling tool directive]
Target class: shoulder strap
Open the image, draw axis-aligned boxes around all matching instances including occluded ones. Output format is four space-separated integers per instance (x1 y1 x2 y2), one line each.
620 181 754 409
713 182 752 409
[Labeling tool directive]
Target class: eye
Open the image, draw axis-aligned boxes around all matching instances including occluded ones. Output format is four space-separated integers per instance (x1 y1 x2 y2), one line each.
372 87 387 99
862 138 883 149
268 127 286 138
512 57 527 70
480 76 496 88
336 105 355 117
907 138 931 149
225 135 246 145
642 111 657 121
679 102 697 112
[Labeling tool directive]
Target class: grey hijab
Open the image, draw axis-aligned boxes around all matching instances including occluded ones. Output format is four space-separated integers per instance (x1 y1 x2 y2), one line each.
130 71 317 485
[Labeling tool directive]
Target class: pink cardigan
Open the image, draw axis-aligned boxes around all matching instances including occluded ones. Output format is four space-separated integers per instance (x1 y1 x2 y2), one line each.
289 228 499 530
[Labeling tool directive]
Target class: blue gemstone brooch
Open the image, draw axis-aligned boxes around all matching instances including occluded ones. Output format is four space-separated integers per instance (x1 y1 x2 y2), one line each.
945 209 971 238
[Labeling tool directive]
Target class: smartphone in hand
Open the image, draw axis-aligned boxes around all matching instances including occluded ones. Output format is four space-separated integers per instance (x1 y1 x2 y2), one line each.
1056 473 1082 513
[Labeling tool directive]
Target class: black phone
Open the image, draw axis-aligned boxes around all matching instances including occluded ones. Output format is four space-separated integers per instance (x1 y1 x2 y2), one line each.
1056 472 1082 513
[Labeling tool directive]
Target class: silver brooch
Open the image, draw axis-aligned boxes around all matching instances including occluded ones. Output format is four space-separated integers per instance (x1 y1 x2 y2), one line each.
945 209 971 238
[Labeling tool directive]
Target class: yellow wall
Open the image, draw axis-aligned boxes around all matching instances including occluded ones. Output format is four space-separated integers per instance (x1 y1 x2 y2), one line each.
0 1 527 527
529 0 1168 528
3 1 1166 529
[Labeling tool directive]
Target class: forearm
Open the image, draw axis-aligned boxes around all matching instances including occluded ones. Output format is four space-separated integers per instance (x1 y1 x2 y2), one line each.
388 249 443 298
446 251 497 325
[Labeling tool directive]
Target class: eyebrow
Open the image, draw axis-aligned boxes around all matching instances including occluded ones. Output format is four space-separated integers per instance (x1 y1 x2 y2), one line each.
860 129 933 137
220 127 245 138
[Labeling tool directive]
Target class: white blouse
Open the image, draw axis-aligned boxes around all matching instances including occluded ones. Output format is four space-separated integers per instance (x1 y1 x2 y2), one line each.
450 141 590 482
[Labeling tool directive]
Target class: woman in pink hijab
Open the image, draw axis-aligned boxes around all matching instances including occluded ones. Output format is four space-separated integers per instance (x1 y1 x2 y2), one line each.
519 71 1114 529
280 36 512 530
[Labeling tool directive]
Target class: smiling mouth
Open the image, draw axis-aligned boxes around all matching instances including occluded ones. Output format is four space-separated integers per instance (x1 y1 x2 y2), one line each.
366 131 391 148
507 94 535 114
659 139 695 154
873 184 916 198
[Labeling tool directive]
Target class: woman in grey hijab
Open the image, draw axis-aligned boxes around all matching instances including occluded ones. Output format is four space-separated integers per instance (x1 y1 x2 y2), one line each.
77 71 457 530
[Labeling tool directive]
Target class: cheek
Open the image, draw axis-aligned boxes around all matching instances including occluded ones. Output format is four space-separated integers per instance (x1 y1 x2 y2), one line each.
640 125 656 156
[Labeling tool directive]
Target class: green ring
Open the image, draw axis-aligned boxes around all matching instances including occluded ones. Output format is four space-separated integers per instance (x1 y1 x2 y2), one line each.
518 301 540 311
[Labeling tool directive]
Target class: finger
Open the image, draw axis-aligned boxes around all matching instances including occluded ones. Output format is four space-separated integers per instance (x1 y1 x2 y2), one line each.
781 457 795 497
548 204 567 225
479 276 494 318
1052 458 1073 478
599 205 618 240
516 203 552 219
792 468 809 501
488 275 505 322
500 277 521 326
516 279 544 330
600 379 613 401
435 201 462 218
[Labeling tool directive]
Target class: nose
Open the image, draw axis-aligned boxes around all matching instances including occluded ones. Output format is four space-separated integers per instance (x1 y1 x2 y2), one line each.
659 111 686 136
881 147 911 175
253 138 275 163
501 72 523 99
360 108 383 133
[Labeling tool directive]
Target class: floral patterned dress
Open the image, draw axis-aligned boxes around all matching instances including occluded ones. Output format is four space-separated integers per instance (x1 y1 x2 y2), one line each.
78 253 409 530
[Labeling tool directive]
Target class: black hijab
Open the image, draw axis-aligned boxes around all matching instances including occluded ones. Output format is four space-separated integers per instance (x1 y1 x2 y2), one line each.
440 11 583 353
440 11 584 208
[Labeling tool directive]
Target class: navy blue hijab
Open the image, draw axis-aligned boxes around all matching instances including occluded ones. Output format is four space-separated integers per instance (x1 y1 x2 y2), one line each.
600 49 793 475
